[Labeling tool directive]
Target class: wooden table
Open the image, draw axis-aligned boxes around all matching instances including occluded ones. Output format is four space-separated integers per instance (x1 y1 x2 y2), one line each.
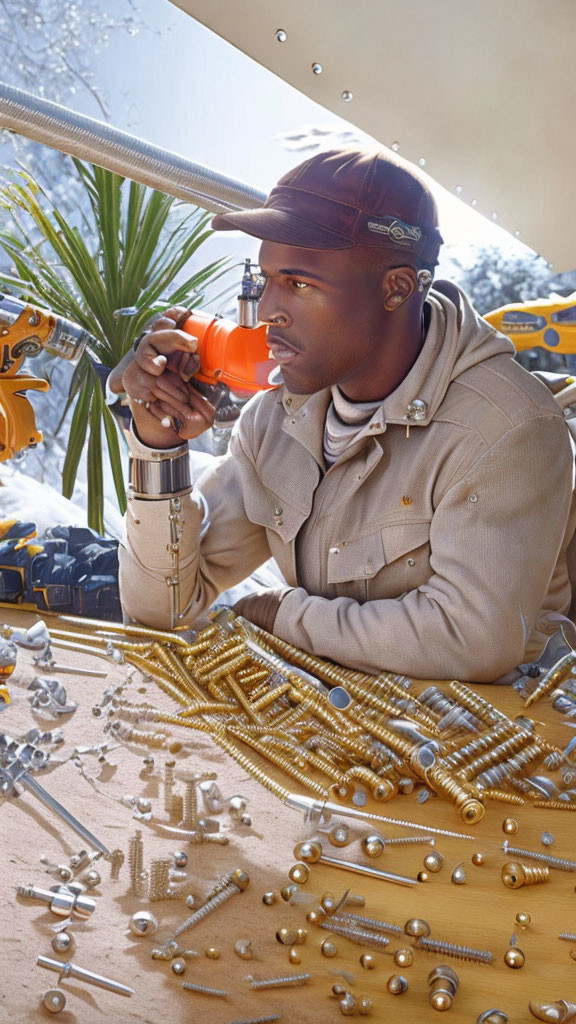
0 607 573 1024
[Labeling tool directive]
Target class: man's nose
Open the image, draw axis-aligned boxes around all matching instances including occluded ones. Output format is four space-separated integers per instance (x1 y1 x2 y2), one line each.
257 284 291 327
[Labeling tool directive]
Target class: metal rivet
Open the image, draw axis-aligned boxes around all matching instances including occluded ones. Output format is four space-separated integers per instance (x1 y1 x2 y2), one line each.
361 834 385 858
172 958 186 975
41 990 66 1014
387 974 408 994
417 870 430 882
540 832 554 847
423 851 444 873
394 948 414 968
276 29 287 41
515 912 531 928
503 946 525 969
451 862 467 885
205 947 220 959
321 938 338 957
129 910 158 936
472 852 485 866
262 891 277 905
360 953 376 969
234 938 253 959
341 90 353 101
391 142 400 151
288 946 301 964
503 818 519 834
469 493 478 503
406 557 416 567
311 62 323 74
288 863 310 884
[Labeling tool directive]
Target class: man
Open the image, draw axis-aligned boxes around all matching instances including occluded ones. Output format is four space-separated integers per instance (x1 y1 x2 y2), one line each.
118 148 575 682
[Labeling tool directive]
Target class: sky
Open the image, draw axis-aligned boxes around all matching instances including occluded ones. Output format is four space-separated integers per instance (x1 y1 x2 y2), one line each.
72 0 531 276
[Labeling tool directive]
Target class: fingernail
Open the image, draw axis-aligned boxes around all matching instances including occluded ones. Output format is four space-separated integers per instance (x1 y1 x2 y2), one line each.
173 418 183 432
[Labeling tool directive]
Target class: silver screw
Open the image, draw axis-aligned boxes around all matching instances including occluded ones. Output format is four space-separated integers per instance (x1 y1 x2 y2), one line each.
168 868 249 943
320 920 390 949
248 972 310 989
503 840 576 871
182 981 228 996
383 834 435 846
226 1016 282 1024
332 912 402 935
417 936 493 963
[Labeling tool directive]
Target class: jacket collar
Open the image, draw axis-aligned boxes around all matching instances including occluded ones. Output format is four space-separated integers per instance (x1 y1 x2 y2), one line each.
277 282 514 440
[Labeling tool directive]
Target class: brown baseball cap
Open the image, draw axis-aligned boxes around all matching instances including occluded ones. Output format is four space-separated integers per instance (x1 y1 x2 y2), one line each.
212 147 443 266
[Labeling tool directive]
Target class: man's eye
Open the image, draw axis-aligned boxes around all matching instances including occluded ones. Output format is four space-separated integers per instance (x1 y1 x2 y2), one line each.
292 280 308 289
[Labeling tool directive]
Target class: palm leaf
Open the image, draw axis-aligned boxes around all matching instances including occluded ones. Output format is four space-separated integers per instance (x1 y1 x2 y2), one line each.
0 159 229 532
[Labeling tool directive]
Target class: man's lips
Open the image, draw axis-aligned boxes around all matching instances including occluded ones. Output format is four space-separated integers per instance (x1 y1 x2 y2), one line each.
266 334 301 364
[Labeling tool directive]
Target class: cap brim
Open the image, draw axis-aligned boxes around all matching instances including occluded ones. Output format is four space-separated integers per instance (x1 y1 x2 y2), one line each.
211 208 353 250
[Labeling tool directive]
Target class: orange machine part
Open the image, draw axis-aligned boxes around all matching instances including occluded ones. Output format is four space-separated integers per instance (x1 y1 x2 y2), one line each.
181 311 278 394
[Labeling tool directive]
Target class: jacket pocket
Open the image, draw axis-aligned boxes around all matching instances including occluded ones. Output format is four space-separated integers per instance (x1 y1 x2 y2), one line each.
327 521 431 600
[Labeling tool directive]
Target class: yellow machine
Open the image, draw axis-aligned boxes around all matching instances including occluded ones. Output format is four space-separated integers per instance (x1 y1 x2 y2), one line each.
485 293 576 354
0 294 89 460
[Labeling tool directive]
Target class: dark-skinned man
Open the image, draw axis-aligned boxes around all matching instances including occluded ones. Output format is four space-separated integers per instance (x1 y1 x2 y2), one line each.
117 148 575 682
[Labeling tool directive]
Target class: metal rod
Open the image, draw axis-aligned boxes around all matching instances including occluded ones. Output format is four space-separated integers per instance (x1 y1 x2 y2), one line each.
18 771 109 855
37 956 133 997
285 793 476 840
317 851 418 887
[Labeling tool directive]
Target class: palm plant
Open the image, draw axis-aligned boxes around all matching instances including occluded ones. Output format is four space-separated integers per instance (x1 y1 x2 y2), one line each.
0 159 229 532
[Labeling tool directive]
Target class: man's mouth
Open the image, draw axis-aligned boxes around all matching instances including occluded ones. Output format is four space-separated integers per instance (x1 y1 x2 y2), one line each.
267 334 301 364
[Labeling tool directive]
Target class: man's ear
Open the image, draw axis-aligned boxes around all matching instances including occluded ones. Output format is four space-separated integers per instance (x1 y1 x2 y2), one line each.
382 266 418 312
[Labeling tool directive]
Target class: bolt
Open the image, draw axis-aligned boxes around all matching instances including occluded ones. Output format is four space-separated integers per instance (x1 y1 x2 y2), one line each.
428 964 459 1011
418 937 493 963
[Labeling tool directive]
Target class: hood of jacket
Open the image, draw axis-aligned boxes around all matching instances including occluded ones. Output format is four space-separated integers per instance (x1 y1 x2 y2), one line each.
278 280 516 431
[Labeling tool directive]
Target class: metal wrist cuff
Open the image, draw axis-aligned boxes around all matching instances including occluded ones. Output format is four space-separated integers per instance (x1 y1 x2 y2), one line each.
129 452 192 499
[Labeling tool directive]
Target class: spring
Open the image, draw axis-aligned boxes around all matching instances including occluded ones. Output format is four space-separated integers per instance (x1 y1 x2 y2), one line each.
350 712 414 760
418 936 493 962
149 858 172 901
128 830 145 897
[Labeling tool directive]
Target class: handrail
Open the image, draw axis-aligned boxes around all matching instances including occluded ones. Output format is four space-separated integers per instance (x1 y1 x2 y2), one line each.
0 82 266 213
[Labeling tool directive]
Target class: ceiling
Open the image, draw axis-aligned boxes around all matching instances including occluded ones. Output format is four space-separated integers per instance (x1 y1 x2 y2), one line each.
171 0 576 269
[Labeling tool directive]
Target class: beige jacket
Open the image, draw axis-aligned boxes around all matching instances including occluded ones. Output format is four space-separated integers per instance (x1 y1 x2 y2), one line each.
119 282 576 682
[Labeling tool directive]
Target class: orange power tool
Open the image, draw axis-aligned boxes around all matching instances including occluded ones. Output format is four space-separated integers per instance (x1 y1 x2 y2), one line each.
0 295 90 459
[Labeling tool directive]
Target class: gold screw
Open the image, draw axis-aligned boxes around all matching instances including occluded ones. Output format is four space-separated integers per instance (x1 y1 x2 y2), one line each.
205 947 220 959
501 862 550 889
471 852 485 866
288 947 301 964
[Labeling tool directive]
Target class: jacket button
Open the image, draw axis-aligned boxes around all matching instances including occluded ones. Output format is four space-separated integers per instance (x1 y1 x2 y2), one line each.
329 547 340 555
274 507 283 516
274 518 283 526
407 558 416 567
469 493 478 503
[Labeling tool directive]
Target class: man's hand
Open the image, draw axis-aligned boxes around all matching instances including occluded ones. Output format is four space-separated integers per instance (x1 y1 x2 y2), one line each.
233 590 285 634
121 306 216 449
